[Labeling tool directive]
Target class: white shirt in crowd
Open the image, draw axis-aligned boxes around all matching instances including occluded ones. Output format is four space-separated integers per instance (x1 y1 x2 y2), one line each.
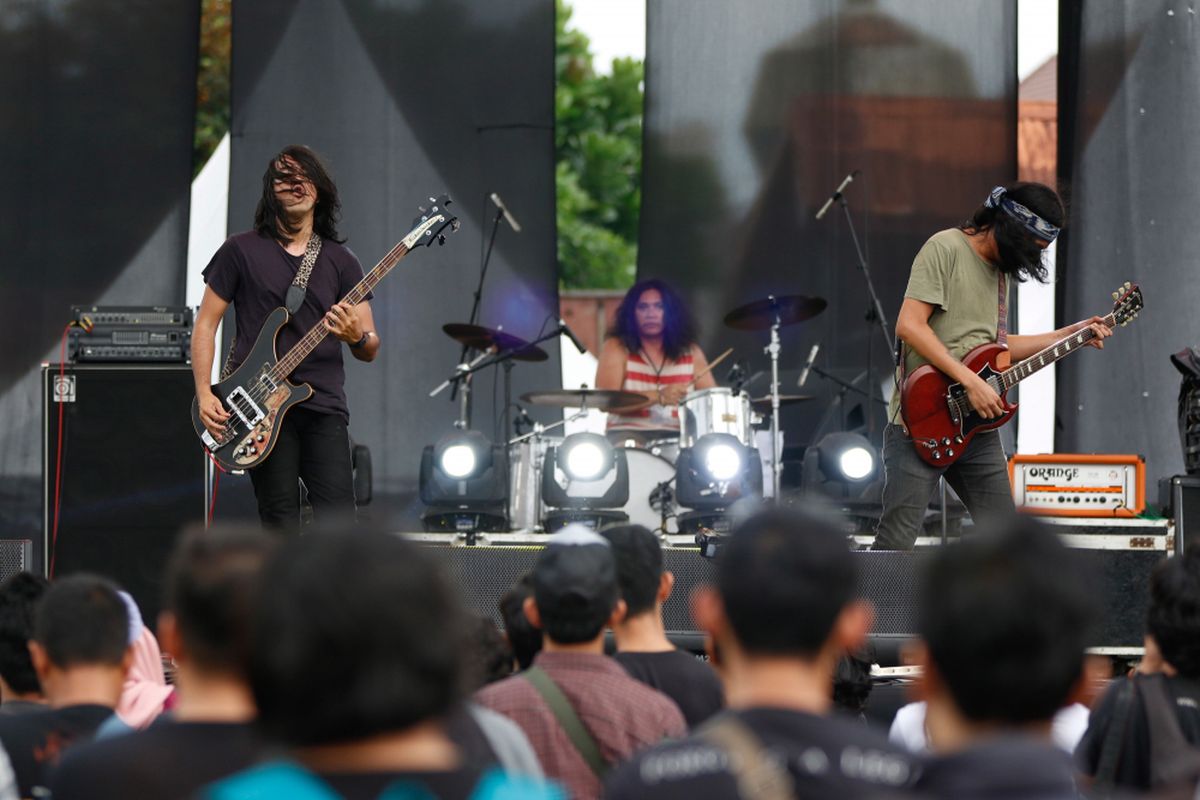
888 701 1090 754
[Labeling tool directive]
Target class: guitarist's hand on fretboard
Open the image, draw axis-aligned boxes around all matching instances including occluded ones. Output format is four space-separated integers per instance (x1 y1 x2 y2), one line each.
1067 315 1113 350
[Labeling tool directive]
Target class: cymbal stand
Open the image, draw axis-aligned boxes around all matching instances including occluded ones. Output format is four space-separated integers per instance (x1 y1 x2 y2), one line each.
765 298 783 501
429 350 491 428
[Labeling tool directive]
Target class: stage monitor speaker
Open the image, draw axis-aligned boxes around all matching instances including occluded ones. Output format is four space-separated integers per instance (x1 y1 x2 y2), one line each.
1163 474 1200 555
42 364 205 627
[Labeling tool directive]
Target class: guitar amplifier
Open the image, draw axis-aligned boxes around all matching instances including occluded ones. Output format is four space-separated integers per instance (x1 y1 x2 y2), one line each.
69 305 193 363
1008 454 1145 517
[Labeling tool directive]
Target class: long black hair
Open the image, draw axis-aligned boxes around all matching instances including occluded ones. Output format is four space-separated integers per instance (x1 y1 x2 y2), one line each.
607 278 698 362
254 145 345 244
960 181 1064 283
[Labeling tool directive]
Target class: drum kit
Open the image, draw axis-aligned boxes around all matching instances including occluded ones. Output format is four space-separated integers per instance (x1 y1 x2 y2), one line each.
429 293 826 533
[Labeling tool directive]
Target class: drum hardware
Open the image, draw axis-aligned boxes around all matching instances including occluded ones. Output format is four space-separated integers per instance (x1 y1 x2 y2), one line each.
725 295 827 500
748 394 815 413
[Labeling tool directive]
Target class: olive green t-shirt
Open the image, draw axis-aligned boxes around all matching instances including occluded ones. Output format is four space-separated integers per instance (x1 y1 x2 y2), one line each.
887 228 1009 422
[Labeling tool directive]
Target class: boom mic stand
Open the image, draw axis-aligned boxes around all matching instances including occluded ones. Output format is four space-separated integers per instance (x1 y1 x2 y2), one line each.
828 178 894 440
449 199 507 424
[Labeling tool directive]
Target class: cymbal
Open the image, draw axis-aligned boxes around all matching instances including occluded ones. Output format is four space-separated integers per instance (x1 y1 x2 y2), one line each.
521 388 647 411
749 394 816 412
723 295 827 331
442 323 548 362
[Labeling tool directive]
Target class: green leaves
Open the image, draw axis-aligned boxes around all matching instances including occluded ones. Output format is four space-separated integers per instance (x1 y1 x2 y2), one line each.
556 0 643 289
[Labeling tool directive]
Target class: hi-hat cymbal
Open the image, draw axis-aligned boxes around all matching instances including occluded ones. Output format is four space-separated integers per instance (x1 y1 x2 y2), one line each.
442 323 548 362
521 388 647 412
724 295 827 331
749 394 816 413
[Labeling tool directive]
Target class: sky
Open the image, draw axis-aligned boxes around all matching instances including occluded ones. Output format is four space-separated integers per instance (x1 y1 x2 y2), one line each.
568 0 1057 82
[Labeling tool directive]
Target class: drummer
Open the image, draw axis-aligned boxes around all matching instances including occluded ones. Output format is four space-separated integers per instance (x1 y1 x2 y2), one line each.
596 278 717 444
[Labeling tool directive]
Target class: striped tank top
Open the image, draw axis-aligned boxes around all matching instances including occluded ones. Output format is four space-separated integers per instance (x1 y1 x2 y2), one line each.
607 349 695 432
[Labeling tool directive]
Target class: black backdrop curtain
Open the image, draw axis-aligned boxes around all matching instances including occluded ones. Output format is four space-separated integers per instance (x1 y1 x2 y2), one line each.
1057 0 1198 485
639 0 1016 452
228 0 557 526
0 1 198 536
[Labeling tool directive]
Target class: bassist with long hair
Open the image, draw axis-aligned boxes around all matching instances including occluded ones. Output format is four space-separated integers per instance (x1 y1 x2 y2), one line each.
872 183 1112 550
191 145 378 531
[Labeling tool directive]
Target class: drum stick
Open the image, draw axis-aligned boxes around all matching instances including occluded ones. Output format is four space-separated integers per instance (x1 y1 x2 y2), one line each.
687 348 734 389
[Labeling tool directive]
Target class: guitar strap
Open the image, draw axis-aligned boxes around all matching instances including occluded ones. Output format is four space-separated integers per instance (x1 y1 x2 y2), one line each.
219 233 323 381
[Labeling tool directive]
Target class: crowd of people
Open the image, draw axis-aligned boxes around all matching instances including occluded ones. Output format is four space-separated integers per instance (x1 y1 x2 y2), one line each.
0 510 1194 799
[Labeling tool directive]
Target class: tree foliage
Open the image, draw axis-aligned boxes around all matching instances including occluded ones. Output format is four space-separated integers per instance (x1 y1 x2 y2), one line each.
556 0 643 289
194 0 230 176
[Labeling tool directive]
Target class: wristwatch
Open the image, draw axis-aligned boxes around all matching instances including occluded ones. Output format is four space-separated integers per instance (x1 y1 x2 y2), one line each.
351 331 372 349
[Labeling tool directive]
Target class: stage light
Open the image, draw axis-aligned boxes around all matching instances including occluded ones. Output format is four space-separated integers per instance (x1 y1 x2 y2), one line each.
559 433 613 481
675 433 762 535
420 430 508 532
542 433 629 531
801 431 879 498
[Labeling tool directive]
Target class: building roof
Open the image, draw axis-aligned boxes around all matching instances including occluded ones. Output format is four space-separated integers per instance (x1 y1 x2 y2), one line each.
1020 55 1057 103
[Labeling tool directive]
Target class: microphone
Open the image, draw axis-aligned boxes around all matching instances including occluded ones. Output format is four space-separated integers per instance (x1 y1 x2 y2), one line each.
814 170 860 221
559 319 588 354
798 342 821 387
726 360 747 392
515 405 535 430
489 193 522 233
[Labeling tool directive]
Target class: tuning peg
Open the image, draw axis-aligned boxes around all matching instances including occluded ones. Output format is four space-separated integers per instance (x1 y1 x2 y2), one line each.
1125 281 1131 289
437 234 446 245
1112 291 1120 300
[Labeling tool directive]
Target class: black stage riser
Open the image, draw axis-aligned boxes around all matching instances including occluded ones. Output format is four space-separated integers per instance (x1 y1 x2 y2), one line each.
422 544 1162 651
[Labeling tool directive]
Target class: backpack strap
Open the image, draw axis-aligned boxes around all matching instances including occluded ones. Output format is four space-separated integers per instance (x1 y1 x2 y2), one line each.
698 714 797 800
1093 678 1136 790
522 666 608 778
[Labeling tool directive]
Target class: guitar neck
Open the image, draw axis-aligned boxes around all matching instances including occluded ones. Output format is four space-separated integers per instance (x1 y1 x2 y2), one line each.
998 311 1116 391
270 240 409 379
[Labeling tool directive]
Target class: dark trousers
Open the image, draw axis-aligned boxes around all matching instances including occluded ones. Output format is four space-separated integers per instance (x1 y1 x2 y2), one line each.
249 406 355 532
872 423 1016 550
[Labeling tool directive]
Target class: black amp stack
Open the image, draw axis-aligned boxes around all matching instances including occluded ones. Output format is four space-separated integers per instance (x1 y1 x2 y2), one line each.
69 305 193 363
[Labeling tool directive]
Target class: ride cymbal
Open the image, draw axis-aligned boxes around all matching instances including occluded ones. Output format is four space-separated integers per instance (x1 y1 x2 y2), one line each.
723 295 827 331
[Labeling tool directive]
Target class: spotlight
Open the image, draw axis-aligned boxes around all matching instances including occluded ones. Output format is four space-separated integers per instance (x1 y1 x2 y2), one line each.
542 433 629 531
801 431 879 497
420 430 508 532
675 433 762 535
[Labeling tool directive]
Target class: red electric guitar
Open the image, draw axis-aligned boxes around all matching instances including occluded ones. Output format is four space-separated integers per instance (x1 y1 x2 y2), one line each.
900 282 1143 467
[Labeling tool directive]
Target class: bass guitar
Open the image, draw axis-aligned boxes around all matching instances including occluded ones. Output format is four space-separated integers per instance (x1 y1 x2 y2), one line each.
901 281 1142 467
192 196 459 471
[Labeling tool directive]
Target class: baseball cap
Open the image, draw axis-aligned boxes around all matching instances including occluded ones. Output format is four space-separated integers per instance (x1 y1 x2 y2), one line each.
532 525 618 624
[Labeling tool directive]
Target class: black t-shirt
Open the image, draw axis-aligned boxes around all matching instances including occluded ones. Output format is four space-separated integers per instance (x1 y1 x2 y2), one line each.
917 735 1077 799
203 231 371 419
1076 673 1200 791
48 719 268 800
321 767 487 799
0 703 113 798
604 706 919 799
613 650 724 728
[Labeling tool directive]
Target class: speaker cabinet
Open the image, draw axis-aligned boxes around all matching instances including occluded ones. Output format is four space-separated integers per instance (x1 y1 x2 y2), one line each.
42 365 205 625
1163 475 1200 555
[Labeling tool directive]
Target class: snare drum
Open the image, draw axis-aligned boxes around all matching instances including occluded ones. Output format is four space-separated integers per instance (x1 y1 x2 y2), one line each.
680 387 753 447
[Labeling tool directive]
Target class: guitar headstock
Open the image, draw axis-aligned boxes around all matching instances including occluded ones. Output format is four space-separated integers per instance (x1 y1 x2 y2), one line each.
405 195 460 249
1109 281 1143 327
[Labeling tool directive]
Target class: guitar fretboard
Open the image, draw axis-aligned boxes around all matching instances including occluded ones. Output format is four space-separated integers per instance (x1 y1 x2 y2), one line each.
997 311 1117 391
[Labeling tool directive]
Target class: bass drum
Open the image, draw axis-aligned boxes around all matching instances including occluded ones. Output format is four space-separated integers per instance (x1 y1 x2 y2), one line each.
619 439 679 534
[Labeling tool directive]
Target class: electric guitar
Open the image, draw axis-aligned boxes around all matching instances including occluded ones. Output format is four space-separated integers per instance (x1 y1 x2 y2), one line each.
192 196 459 471
901 282 1143 467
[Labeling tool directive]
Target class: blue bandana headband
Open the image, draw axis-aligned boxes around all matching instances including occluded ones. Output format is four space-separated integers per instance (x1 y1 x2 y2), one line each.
984 186 1060 242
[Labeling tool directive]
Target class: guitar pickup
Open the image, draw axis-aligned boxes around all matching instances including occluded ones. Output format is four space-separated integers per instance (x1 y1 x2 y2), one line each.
226 386 265 429
259 373 278 394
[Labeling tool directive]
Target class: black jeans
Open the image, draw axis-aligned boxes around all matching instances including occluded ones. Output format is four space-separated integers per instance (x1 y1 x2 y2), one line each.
249 406 355 531
872 423 1016 550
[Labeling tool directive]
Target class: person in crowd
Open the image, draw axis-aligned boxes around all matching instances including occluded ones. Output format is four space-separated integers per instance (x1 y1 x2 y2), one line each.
0 574 129 798
476 526 686 800
498 572 542 671
596 277 717 444
599 524 724 727
111 591 174 730
0 573 48 715
910 517 1097 799
873 182 1111 550
605 508 917 799
833 649 874 724
207 531 558 799
1076 547 1200 792
50 526 276 800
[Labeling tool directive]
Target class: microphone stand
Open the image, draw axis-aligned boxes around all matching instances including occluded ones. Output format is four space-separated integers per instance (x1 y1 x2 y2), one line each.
836 191 893 440
450 200 507 422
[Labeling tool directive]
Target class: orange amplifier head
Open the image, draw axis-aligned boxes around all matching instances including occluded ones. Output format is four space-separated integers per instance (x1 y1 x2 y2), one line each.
1008 454 1145 517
